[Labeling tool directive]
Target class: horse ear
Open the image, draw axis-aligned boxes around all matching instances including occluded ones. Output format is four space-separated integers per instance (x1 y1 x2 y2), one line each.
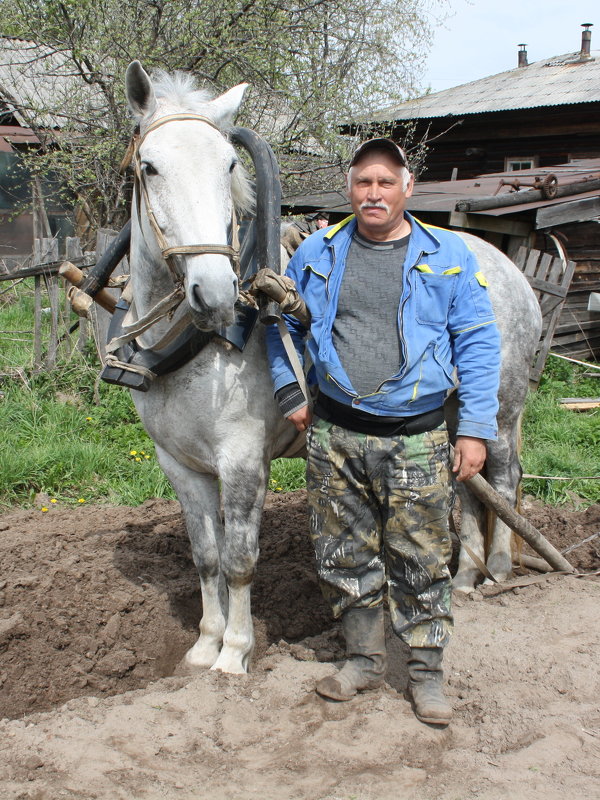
210 83 248 127
125 60 157 119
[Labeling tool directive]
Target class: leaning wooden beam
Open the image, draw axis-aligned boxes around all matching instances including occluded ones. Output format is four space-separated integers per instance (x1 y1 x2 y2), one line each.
463 468 576 574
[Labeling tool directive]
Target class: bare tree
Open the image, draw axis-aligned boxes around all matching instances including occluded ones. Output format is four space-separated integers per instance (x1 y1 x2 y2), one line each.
0 0 445 229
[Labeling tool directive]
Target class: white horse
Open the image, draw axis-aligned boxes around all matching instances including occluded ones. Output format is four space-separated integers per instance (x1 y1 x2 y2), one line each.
123 61 541 675
124 61 297 673
447 234 542 592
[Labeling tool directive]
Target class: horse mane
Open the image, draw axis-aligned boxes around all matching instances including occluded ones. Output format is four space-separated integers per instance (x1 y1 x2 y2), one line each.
149 70 255 216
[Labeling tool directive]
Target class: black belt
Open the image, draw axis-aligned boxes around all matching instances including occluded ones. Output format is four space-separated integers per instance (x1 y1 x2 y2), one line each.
314 392 445 437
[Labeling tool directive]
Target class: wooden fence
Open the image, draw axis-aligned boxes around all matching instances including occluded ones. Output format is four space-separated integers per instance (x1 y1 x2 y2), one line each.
0 229 125 376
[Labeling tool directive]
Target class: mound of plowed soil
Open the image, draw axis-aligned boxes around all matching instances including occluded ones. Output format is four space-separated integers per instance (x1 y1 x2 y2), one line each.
0 491 598 800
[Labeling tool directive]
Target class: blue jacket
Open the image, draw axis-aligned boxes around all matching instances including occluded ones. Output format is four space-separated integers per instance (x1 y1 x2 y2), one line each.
266 213 501 440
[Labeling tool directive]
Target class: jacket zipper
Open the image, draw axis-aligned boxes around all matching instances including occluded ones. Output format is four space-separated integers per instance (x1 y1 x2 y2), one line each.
397 250 423 381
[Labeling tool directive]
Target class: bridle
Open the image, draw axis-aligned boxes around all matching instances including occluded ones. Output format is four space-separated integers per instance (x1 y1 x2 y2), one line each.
101 115 283 386
105 113 243 360
132 112 241 287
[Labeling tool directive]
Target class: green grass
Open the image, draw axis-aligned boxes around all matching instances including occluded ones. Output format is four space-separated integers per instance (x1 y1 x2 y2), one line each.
521 356 600 504
0 283 598 507
269 458 306 493
0 357 175 508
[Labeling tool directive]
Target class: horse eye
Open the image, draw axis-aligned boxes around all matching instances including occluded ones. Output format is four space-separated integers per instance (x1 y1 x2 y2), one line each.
229 160 237 173
142 162 158 176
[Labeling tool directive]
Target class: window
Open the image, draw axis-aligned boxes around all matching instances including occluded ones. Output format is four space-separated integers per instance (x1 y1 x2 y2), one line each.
505 156 538 172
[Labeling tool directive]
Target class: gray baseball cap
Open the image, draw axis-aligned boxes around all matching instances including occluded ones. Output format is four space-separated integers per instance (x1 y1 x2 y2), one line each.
349 137 408 168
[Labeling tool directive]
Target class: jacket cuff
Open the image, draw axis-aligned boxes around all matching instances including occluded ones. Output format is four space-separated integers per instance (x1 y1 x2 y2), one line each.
275 382 307 418
456 419 498 441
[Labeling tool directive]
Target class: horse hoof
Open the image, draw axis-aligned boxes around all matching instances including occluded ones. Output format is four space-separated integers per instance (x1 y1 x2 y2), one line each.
210 646 252 674
184 639 222 670
452 582 476 595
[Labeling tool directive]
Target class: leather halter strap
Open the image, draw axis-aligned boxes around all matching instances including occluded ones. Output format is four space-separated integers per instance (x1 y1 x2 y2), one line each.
132 112 240 284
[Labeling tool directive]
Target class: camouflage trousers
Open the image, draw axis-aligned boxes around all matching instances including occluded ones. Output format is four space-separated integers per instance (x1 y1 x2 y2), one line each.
306 417 454 649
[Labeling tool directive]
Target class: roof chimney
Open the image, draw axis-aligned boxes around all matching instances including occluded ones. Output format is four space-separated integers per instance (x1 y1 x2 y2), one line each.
517 43 528 68
580 23 593 59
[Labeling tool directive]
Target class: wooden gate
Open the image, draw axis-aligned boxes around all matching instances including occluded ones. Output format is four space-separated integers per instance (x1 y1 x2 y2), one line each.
514 246 576 384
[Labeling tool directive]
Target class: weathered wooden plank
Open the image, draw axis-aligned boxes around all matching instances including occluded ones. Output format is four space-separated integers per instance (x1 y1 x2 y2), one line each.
65 237 88 354
448 211 531 236
526 276 568 297
42 239 60 369
535 196 600 229
33 275 42 369
536 252 555 283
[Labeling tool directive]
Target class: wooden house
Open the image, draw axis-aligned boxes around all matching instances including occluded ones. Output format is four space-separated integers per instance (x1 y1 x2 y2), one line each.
0 38 96 266
284 24 600 359
358 24 600 183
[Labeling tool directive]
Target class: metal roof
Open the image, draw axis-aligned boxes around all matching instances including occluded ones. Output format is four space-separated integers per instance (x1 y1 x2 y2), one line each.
0 37 104 129
367 50 600 122
409 159 600 216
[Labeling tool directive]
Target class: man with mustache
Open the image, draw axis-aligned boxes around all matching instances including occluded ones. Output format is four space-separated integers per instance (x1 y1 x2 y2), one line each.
266 139 500 726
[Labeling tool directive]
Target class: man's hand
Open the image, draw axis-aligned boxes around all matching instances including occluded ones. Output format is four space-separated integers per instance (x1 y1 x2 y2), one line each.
452 436 487 482
287 405 312 432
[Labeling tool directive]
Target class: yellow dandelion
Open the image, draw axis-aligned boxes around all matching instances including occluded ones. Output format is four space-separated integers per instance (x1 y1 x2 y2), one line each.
86 417 92 422
41 507 49 512
130 450 137 456
135 457 142 462
144 455 150 459
50 498 57 504
78 498 86 504
140 451 146 455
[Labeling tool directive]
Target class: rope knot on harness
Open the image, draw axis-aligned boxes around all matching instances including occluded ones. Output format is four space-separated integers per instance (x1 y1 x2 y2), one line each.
250 268 310 327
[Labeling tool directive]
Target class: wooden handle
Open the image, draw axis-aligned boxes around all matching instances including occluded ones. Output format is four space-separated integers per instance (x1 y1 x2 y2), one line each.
59 261 117 314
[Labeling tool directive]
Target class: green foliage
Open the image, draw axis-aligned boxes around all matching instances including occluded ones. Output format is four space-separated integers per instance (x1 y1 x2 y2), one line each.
0 338 176 507
1 279 598 507
0 0 443 228
270 458 306 493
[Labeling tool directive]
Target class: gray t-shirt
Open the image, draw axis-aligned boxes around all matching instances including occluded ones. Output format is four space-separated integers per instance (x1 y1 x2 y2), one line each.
332 232 409 396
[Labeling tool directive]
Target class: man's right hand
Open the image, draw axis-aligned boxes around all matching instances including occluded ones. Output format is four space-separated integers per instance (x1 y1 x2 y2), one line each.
287 405 312 432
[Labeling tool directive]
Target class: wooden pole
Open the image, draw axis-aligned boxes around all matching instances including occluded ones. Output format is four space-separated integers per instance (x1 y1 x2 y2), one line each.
43 239 60 370
59 261 117 313
461 467 576 573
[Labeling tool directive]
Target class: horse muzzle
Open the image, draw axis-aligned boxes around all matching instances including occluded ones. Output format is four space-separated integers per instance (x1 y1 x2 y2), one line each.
187 270 238 330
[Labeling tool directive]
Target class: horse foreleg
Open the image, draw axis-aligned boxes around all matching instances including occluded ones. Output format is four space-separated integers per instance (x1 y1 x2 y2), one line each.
210 464 268 674
155 448 227 669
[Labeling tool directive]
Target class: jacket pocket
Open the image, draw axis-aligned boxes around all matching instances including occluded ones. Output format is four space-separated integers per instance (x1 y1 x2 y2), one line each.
415 273 456 325
469 275 494 318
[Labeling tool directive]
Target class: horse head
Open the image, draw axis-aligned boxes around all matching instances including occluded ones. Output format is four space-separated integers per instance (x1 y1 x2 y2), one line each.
125 61 254 331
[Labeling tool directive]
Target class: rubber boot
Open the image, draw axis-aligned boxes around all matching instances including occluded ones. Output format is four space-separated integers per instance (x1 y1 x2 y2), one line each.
407 646 452 726
316 605 387 701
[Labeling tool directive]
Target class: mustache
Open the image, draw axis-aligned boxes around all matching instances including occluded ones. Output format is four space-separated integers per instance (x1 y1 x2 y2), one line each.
360 201 389 212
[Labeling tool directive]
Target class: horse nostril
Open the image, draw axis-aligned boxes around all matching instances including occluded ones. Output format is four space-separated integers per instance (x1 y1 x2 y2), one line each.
192 285 208 311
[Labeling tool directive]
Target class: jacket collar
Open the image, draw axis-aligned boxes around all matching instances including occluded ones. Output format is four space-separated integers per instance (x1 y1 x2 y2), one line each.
324 211 440 255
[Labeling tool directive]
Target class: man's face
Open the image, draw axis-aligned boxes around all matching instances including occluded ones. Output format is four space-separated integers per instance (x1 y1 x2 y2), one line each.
347 150 414 241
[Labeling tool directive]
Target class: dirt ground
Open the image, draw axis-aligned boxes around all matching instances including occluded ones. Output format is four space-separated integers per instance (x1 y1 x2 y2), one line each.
0 490 599 800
